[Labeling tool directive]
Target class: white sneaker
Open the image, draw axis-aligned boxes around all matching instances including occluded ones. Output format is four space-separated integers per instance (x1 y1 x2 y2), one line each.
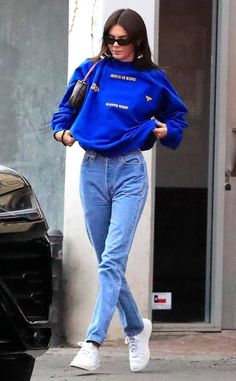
125 318 152 372
70 342 100 371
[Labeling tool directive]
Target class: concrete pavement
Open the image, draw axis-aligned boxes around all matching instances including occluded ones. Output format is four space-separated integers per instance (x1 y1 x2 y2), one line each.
31 331 236 380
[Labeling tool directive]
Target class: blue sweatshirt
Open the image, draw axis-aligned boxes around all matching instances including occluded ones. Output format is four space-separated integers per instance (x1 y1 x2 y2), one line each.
51 58 188 156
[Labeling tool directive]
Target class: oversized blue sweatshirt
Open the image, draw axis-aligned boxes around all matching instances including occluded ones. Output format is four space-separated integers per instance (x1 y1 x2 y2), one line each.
51 58 188 156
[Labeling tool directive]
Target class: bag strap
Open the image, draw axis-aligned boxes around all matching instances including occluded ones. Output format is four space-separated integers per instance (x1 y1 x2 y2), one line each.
83 58 103 81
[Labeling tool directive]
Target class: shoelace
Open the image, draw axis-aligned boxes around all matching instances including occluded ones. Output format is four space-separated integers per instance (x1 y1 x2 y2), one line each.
125 336 138 354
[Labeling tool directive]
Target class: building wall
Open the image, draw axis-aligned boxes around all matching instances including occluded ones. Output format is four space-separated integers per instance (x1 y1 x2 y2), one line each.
2 0 235 343
3 0 235 342
0 0 68 231
222 0 236 329
63 0 156 344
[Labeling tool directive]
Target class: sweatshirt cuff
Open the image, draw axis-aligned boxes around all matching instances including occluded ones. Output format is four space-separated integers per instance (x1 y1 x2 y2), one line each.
160 120 183 149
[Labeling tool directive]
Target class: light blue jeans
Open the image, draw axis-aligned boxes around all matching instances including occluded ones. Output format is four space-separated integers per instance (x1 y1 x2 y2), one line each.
79 150 149 345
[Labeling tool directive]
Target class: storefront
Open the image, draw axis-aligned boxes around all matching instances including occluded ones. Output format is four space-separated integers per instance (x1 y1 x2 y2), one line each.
153 0 222 329
152 0 236 332
2 0 233 344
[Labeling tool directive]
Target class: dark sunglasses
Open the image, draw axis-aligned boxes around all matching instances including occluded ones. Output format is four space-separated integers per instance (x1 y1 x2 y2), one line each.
103 36 132 46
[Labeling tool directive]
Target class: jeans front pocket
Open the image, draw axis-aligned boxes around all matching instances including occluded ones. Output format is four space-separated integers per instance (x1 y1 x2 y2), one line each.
81 151 97 166
121 151 144 165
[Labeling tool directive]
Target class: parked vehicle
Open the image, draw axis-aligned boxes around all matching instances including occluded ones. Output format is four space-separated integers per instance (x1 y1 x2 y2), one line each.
0 166 52 380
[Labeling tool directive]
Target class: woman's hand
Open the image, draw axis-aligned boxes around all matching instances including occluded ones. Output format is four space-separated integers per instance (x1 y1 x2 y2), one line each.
54 130 76 147
152 120 168 139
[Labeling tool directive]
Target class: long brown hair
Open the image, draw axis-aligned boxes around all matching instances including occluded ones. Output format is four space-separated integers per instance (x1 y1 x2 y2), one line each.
93 8 159 70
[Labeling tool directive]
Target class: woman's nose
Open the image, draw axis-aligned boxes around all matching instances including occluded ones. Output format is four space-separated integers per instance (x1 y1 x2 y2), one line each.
113 41 119 46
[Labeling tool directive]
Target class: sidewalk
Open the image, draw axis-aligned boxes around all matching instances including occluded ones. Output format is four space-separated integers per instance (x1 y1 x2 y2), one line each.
150 330 236 360
31 331 236 380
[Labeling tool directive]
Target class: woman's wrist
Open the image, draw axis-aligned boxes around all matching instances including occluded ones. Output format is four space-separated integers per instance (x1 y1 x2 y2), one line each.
61 130 67 146
53 129 75 147
53 130 65 142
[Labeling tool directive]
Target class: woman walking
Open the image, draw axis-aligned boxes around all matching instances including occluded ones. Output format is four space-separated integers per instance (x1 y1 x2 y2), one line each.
51 8 188 372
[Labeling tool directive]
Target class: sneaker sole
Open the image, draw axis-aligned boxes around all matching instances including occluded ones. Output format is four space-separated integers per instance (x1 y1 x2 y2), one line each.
131 318 152 372
70 360 100 372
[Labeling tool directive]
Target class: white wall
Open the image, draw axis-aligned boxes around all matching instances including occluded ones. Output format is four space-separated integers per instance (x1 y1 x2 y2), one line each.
63 0 156 345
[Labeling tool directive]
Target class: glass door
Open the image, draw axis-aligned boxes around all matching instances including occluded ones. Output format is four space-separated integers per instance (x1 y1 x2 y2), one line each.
152 0 217 323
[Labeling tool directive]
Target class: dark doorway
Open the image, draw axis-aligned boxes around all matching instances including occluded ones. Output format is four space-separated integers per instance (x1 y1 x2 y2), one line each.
153 0 216 323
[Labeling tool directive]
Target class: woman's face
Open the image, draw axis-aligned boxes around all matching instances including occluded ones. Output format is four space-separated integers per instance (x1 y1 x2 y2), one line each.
107 25 134 62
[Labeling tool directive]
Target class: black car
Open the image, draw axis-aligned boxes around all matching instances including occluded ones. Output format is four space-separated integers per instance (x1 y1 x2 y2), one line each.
0 166 52 380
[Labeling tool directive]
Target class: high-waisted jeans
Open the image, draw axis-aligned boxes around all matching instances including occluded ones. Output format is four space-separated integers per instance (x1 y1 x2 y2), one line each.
79 150 149 345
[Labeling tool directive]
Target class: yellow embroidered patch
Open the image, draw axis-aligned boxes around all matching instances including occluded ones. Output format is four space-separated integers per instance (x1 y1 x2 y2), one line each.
146 95 152 102
91 83 99 92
